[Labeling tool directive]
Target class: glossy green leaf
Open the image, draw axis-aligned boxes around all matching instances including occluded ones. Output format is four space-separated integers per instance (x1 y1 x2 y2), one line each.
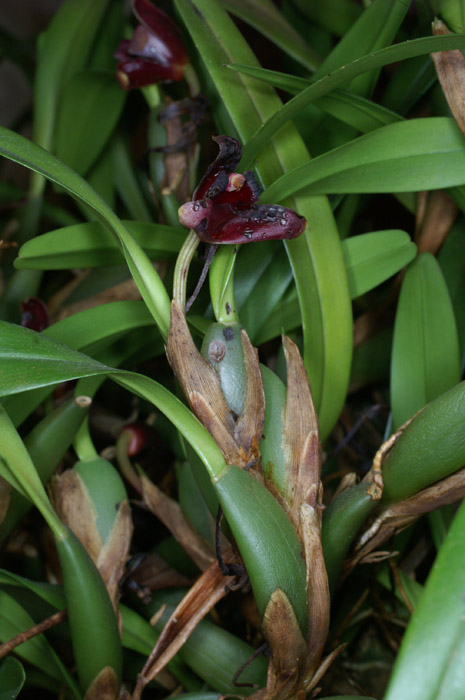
33 0 110 153
240 34 465 169
381 380 465 505
0 322 112 395
383 498 465 700
291 0 361 36
312 0 409 97
228 64 402 133
55 528 122 691
219 0 319 70
209 246 238 324
175 0 352 440
55 70 126 176
341 230 416 298
15 221 184 270
0 127 171 337
237 244 293 341
111 135 153 222
0 657 26 700
0 589 80 695
391 253 461 429
438 220 465 364
262 118 465 202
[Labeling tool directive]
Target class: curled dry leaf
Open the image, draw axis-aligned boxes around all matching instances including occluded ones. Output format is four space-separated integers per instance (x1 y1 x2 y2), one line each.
83 666 120 700
346 465 465 576
134 559 238 696
140 473 215 571
432 18 465 136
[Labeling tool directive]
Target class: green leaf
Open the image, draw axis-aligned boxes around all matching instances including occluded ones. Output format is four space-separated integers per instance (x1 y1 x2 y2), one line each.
228 64 402 133
0 657 26 700
55 70 126 176
0 322 112 395
218 0 319 71
0 126 171 337
261 119 465 202
209 246 238 324
438 221 465 364
391 253 461 429
240 34 465 169
312 0 409 97
383 498 465 700
33 0 110 153
290 0 361 37
0 589 80 696
16 221 184 270
341 230 416 298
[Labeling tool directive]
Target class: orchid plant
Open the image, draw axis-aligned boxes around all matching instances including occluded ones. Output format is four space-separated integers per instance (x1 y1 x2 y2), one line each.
1 1 465 700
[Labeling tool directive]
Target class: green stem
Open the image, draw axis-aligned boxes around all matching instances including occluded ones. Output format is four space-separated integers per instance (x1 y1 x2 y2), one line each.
184 63 201 96
73 417 99 461
173 229 200 309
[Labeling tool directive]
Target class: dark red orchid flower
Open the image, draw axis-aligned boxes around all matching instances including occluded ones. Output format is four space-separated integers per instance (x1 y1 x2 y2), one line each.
115 0 189 90
178 136 307 244
20 297 49 332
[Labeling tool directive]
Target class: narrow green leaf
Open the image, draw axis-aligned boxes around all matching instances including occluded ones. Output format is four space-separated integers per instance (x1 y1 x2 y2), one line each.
0 589 79 696
341 230 417 298
33 0 110 153
240 34 465 169
291 0 361 37
391 253 461 429
438 220 465 364
219 0 319 70
0 657 26 700
228 64 402 132
16 221 184 270
312 0 409 98
0 126 171 337
111 135 154 222
55 70 126 176
209 246 238 324
383 498 465 700
262 118 465 201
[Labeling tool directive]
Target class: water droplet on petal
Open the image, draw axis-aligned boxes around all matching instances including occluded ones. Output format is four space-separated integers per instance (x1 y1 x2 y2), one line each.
280 218 287 226
193 202 200 212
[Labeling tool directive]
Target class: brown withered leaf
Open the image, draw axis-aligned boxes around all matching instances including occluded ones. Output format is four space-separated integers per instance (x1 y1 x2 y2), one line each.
347 465 465 576
281 336 322 529
0 476 12 525
250 589 306 700
299 504 330 681
83 665 119 700
415 190 458 255
52 470 133 615
130 552 191 591
432 18 465 136
140 473 215 571
97 499 133 614
234 329 266 469
52 470 102 562
134 559 238 696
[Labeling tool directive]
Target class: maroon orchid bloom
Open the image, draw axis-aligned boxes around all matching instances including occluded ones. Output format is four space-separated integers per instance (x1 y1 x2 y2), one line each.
178 136 307 244
20 297 49 332
115 0 189 90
